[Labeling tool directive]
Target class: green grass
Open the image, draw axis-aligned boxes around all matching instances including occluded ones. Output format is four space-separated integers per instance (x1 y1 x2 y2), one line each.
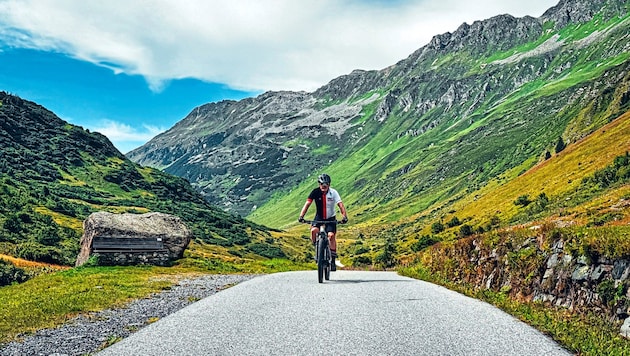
0 258 311 344
0 266 175 343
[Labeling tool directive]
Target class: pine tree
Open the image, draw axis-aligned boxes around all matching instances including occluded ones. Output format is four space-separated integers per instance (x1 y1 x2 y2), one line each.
555 136 566 154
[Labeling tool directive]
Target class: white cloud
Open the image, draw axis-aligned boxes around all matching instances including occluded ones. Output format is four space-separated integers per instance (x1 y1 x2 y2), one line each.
0 0 558 92
90 120 166 154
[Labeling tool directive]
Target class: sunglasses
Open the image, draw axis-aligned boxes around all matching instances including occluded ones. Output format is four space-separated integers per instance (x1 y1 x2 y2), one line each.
319 183 329 187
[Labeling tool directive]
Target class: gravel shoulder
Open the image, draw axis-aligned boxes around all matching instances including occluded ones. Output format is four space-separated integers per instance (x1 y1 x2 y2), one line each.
0 274 256 356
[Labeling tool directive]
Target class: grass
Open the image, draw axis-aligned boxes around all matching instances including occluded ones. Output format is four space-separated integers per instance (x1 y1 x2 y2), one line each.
0 265 176 343
449 111 630 227
0 257 311 345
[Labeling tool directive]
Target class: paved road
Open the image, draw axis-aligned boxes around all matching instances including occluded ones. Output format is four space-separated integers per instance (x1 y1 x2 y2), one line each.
98 271 571 355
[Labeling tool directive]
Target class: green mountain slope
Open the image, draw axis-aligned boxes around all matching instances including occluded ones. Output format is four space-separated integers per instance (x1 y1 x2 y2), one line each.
127 0 629 234
248 1 630 228
0 92 283 266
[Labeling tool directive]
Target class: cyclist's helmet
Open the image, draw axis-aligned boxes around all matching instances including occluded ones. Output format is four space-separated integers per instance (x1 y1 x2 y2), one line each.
318 173 331 185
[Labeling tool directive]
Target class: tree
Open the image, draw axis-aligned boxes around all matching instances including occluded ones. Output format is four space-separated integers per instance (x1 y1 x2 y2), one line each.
555 136 566 154
431 221 445 234
514 195 531 207
459 224 473 237
375 238 397 268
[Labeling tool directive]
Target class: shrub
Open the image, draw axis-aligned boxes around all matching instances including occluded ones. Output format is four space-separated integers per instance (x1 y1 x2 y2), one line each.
0 259 29 286
375 239 397 268
246 243 286 259
431 222 445 234
15 242 65 265
555 136 566 154
411 235 439 252
514 195 532 207
446 217 461 228
459 224 473 237
352 255 372 266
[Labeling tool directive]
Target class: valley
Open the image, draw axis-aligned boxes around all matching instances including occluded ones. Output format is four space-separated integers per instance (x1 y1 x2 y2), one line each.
1 0 629 354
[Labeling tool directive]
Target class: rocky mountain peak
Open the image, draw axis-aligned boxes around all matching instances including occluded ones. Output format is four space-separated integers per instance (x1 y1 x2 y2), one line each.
128 0 630 219
541 0 611 28
427 14 542 55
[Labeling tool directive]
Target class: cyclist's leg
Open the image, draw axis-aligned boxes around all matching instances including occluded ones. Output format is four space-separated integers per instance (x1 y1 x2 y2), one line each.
310 226 318 245
328 232 336 251
327 222 338 270
326 221 337 252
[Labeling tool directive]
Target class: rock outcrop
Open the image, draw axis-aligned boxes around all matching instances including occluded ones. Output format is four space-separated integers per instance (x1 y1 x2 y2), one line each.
417 223 630 337
75 212 192 267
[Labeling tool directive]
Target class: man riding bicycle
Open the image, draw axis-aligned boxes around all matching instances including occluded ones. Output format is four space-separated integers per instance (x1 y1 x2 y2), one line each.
298 173 348 271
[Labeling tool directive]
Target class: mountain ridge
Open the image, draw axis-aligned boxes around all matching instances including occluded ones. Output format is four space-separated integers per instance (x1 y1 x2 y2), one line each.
127 0 629 225
0 91 283 266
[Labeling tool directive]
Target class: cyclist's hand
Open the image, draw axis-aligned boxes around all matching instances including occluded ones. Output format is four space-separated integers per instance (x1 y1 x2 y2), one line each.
341 216 348 224
298 216 305 223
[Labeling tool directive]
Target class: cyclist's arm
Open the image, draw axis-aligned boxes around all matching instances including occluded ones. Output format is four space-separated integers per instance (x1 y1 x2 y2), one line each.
299 199 313 218
337 201 348 219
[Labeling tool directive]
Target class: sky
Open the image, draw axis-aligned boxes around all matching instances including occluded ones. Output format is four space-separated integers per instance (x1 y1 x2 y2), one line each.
0 0 558 154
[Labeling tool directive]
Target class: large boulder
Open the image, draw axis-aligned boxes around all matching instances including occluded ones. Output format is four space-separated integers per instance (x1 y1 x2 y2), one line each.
75 212 192 266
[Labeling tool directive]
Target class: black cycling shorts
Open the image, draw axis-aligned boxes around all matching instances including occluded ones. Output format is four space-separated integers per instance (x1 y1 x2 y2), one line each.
311 216 337 234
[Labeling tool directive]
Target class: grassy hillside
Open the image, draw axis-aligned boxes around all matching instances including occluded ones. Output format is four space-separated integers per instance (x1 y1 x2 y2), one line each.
248 10 630 232
0 93 297 270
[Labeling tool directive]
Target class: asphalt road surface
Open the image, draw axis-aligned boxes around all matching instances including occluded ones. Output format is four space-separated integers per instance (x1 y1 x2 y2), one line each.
98 271 571 355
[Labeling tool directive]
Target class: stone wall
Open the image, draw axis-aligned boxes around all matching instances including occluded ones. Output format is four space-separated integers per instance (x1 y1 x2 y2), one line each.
90 251 171 267
417 227 630 337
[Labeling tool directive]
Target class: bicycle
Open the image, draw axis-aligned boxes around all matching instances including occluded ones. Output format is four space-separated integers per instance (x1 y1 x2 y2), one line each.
302 219 341 283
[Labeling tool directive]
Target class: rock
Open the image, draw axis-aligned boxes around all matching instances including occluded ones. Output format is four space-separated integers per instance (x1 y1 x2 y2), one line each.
75 212 192 266
613 260 630 280
577 255 590 265
621 317 630 338
572 265 591 281
547 253 560 269
591 265 612 282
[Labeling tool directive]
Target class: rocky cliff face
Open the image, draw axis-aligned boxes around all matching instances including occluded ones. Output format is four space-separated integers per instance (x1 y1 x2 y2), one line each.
129 89 379 214
127 0 630 219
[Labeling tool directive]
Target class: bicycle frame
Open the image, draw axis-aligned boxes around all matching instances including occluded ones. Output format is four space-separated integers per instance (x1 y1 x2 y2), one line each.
303 220 338 283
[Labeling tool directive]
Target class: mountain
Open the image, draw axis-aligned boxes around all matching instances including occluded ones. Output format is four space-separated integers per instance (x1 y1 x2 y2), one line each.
0 92 283 266
127 0 630 226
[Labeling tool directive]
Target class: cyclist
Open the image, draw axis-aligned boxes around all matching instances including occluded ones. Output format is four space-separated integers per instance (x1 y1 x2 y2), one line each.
298 173 348 271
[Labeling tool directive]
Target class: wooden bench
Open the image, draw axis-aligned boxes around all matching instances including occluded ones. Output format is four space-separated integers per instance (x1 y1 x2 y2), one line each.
92 235 166 253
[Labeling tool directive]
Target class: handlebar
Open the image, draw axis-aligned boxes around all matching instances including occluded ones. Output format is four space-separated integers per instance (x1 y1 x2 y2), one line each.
301 220 346 225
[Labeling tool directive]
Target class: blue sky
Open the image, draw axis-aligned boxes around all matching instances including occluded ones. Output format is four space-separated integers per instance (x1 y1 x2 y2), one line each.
0 48 257 153
0 0 558 154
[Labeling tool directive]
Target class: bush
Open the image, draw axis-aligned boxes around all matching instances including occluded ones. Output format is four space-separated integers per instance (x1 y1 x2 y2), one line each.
514 195 532 207
15 242 66 265
555 136 566 154
0 259 29 286
375 239 397 268
431 222 445 234
352 255 372 266
446 217 461 228
459 224 473 237
411 235 439 252
246 243 286 259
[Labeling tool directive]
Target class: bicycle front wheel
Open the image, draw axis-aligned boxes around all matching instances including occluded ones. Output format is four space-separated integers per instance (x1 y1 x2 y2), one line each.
324 247 330 280
317 235 327 283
